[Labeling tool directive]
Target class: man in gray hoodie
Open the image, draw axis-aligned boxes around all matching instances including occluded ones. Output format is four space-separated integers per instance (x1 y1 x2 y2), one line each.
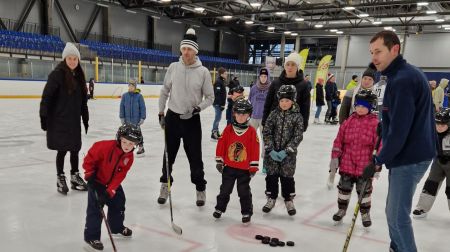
157 28 214 207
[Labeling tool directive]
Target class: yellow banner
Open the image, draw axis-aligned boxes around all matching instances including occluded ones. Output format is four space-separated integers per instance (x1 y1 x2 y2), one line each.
314 55 332 85
299 49 309 71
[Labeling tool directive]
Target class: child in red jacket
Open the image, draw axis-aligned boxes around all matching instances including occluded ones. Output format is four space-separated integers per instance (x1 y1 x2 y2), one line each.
214 99 260 224
329 89 379 228
83 124 142 251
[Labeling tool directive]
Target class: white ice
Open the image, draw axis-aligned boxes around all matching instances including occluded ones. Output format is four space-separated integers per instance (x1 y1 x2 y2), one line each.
0 98 449 252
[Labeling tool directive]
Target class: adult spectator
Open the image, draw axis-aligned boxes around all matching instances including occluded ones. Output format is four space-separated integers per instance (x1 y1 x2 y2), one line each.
433 78 449 112
345 75 359 90
211 67 227 140
88 78 95 99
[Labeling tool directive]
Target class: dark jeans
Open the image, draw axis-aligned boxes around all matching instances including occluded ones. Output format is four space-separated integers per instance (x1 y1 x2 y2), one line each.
212 105 223 132
84 185 126 241
215 166 253 215
56 150 79 175
160 109 207 191
265 174 295 201
226 101 234 125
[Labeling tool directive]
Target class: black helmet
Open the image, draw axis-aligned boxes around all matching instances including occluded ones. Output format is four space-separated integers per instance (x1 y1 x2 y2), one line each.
116 123 143 144
436 108 450 125
231 85 244 94
277 85 297 101
232 98 253 129
354 89 377 111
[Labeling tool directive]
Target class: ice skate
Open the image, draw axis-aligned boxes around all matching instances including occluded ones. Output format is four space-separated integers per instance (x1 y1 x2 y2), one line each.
210 130 220 141
333 209 346 225
262 198 276 213
70 172 87 191
412 209 428 218
213 209 222 219
112 227 132 238
157 183 168 204
361 212 372 228
57 174 69 195
285 200 296 216
136 145 145 157
85 240 104 251
196 190 206 206
242 214 251 224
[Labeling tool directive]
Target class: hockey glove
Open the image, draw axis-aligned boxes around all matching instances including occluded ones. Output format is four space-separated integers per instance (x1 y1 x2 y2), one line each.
94 189 109 208
269 150 282 162
158 113 165 129
249 167 259 178
362 163 376 180
192 106 201 116
83 121 89 134
40 116 47 131
276 150 287 161
216 162 224 174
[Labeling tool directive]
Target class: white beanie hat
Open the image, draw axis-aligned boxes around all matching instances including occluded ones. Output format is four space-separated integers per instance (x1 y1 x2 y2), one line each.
62 42 81 60
284 52 301 68
180 28 199 54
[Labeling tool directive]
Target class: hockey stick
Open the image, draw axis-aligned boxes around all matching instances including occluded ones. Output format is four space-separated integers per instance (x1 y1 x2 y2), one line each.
342 134 382 252
94 190 118 252
163 130 183 235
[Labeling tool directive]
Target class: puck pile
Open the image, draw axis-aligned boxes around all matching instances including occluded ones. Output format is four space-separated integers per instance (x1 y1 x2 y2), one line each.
255 235 295 247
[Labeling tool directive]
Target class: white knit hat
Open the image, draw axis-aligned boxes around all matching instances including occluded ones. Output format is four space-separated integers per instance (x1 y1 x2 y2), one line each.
62 42 81 60
180 28 199 54
284 52 301 68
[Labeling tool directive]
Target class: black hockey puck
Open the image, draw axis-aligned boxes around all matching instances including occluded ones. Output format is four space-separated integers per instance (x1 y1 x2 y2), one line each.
269 241 278 247
278 241 285 247
286 241 295 246
263 236 270 240
255 235 263 240
262 237 270 244
270 237 279 243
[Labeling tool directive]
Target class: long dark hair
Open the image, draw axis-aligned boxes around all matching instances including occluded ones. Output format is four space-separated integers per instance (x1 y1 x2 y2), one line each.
56 60 87 95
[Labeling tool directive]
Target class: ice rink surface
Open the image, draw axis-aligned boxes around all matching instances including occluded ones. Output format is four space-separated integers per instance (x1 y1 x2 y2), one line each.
0 98 449 252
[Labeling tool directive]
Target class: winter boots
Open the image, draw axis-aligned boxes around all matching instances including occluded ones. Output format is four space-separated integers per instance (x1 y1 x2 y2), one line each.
157 183 169 204
85 240 104 251
196 190 206 206
333 209 346 223
70 172 87 191
57 174 69 195
285 200 296 216
262 198 276 213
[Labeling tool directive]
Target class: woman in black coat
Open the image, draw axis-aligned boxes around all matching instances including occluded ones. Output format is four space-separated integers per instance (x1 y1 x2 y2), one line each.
314 78 325 123
40 42 89 195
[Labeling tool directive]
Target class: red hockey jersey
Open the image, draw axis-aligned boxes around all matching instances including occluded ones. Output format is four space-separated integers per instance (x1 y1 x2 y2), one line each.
83 140 134 197
216 124 260 171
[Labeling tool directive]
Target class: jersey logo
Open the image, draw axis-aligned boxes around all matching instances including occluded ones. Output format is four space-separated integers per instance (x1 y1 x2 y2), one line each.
228 142 247 162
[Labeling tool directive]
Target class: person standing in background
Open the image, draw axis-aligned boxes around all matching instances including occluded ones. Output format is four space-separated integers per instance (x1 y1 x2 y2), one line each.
434 78 449 112
314 78 325 124
249 68 271 133
88 78 95 99
226 75 240 125
325 73 339 124
304 74 312 91
345 75 359 90
211 67 227 140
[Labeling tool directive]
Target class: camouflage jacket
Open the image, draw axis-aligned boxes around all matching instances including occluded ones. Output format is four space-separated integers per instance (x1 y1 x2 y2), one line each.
262 103 304 177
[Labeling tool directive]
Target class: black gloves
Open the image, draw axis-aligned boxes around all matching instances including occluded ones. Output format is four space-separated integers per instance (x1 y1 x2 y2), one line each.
87 178 108 208
192 106 201 116
362 163 376 180
216 162 224 173
83 121 89 134
40 116 47 131
158 114 165 129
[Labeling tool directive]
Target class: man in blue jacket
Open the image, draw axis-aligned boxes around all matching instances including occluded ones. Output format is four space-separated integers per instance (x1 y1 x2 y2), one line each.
369 31 436 252
120 79 147 155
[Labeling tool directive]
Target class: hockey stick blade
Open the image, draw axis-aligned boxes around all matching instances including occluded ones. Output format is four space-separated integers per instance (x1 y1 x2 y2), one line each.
172 222 183 235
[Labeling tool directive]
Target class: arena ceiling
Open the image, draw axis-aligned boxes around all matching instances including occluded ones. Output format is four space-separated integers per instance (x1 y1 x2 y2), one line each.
92 0 450 38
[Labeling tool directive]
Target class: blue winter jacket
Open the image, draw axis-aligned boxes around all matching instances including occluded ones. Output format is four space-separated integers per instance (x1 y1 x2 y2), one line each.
120 91 146 125
376 55 436 168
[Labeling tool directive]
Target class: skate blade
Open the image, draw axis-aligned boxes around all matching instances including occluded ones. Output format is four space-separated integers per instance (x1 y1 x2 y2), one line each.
334 220 343 226
363 226 371 233
136 153 145 158
71 185 88 191
112 233 132 239
412 213 427 219
57 189 68 195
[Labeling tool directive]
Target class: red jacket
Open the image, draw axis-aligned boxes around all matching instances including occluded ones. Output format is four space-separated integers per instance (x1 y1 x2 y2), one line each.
216 125 259 172
331 113 379 177
83 140 134 197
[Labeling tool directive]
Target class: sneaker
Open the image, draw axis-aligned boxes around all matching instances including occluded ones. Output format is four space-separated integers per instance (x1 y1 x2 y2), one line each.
113 227 132 237
285 200 296 216
157 183 168 204
262 198 276 213
333 209 346 222
70 172 87 191
213 209 222 219
57 174 69 195
85 240 104 250
196 190 206 206
361 212 372 227
242 214 251 223
136 145 145 156
412 209 428 218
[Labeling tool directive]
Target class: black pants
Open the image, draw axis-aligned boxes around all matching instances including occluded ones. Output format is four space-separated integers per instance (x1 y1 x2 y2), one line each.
56 150 79 175
226 100 234 125
265 175 295 201
215 167 253 215
160 109 206 191
89 90 94 99
84 185 126 241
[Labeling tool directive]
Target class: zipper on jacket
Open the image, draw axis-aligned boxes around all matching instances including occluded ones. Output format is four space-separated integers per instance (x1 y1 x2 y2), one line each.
278 110 286 150
106 152 125 186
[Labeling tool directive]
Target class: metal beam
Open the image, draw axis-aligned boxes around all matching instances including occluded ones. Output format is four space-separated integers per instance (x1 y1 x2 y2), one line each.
14 0 37 31
0 18 7 30
54 0 78 42
82 6 101 40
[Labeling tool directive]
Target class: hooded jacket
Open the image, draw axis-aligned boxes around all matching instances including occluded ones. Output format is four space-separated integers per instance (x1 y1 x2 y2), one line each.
120 91 146 125
433 78 449 110
249 76 271 119
159 56 214 114
213 76 227 106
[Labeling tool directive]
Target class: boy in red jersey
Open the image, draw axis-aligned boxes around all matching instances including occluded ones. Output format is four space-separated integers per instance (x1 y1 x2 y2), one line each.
83 124 142 250
213 99 260 223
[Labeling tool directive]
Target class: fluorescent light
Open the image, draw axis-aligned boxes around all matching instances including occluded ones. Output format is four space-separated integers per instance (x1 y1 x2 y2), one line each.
192 24 200 28
442 24 450 27
445 27 450 30
161 0 171 2
330 29 338 32
223 15 233 19
426 10 437 14
245 20 254 24
284 31 292 34
435 18 445 22
358 13 370 18
343 6 355 11
417 2 429 6
173 21 182 24
336 31 344 34
250 3 261 7
314 24 324 28
291 33 298 36
267 26 275 30
194 7 205 12
151 15 160 19
275 12 287 15
96 3 109 8
295 17 305 22
225 31 231 35
209 28 217 31
384 26 393 30
372 21 383 25
126 9 137 14
392 29 396 32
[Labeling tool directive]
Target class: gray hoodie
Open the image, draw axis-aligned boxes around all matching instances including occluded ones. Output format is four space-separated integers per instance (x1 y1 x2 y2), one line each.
159 56 214 114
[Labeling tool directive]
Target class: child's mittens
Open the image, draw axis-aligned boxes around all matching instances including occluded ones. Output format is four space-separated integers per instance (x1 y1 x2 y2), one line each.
216 161 224 174
329 158 339 171
269 150 282 162
276 150 287 161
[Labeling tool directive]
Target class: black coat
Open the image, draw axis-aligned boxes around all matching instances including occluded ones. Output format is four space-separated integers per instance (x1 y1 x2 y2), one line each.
213 76 227 106
325 81 338 101
40 64 89 152
262 70 311 131
315 83 325 106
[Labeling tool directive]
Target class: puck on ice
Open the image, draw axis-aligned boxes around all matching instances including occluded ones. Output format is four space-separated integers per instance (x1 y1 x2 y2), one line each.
255 235 263 240
278 241 285 247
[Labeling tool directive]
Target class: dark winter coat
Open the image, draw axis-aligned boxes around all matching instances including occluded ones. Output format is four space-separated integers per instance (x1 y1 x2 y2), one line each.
40 63 89 152
325 81 338 101
262 70 311 131
263 103 303 177
315 83 325 106
213 76 227 106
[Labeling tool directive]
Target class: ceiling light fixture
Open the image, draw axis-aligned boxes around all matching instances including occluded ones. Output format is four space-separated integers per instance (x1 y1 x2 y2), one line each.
223 15 233 19
372 20 383 25
194 7 205 12
126 9 137 14
314 24 324 28
250 3 261 7
245 20 254 24
343 6 355 11
275 12 287 15
417 2 429 6
330 29 338 32
435 18 445 22
426 10 437 14
267 26 275 30
384 26 393 30
160 0 172 2
358 13 370 18
284 31 292 34
291 33 298 36
336 31 344 34
445 27 450 30
295 17 305 22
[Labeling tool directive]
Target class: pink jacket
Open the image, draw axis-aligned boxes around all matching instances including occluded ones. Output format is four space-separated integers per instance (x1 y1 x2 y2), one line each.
331 113 379 177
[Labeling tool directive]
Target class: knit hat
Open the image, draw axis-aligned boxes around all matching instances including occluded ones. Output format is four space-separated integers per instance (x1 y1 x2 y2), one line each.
259 68 269 76
128 79 137 88
327 73 335 82
362 67 376 80
180 28 199 54
62 42 81 60
284 52 301 68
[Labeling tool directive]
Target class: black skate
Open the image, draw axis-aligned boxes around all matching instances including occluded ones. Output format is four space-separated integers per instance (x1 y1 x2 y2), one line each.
213 209 222 219
70 172 87 191
333 209 346 225
361 213 372 228
412 209 427 218
85 240 104 250
136 145 145 156
285 200 296 216
210 131 220 141
57 174 69 195
112 227 132 238
242 214 251 224
196 190 206 206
